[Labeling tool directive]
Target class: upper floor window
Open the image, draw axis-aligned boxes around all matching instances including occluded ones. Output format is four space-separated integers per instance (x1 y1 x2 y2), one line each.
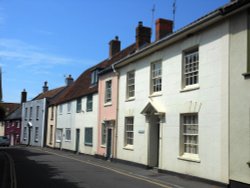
25 108 28 120
105 80 112 104
59 105 63 114
67 102 71 113
36 106 39 120
51 106 54 120
91 69 99 85
76 98 82 113
151 61 162 93
183 48 199 87
126 71 135 99
86 95 93 112
29 107 33 120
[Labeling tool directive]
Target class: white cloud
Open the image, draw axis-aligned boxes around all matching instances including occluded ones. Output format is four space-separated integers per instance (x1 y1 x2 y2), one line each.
0 38 84 72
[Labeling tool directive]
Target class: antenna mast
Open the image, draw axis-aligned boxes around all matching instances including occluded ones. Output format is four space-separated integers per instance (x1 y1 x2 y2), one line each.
151 4 156 29
173 0 176 30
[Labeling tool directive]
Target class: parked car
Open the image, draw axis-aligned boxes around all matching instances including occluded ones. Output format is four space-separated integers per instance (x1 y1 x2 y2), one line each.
0 136 10 147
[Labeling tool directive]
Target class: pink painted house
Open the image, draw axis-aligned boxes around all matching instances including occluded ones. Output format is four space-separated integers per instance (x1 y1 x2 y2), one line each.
97 37 135 159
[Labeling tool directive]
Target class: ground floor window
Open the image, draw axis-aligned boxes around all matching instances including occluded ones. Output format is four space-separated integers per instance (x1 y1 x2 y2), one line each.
180 114 198 155
65 128 71 141
101 122 107 146
56 129 62 142
34 127 39 142
23 127 27 140
124 117 134 146
84 127 93 146
49 125 53 144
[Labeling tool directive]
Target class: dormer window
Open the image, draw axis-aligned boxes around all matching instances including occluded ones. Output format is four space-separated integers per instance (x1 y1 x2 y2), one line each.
91 69 99 85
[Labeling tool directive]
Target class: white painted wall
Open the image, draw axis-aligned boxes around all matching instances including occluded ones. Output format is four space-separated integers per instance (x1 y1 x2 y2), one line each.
229 11 250 185
117 21 229 183
56 93 98 155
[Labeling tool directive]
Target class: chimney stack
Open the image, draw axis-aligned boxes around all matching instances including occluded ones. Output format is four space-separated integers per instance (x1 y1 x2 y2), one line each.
136 21 151 50
43 81 49 93
155 18 173 41
65 74 74 86
109 36 121 58
21 89 27 103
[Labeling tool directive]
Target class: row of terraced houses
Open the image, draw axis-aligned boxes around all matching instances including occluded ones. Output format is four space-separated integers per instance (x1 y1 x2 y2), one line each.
4 1 249 187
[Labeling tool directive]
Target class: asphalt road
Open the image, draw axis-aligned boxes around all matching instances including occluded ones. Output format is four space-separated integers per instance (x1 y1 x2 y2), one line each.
0 147 172 188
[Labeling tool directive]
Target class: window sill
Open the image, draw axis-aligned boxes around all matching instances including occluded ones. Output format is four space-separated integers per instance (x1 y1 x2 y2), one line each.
86 110 93 112
104 102 112 107
125 97 135 102
178 153 201 163
180 84 200 93
149 92 162 98
242 72 250 79
56 140 61 143
123 145 134 151
65 140 71 142
85 143 93 147
101 145 106 148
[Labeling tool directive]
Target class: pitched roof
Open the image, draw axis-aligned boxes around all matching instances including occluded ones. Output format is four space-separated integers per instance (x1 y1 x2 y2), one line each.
5 106 22 120
33 86 66 101
0 102 20 117
52 43 136 105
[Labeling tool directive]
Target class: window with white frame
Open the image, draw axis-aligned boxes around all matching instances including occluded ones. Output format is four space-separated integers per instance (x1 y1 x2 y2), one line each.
183 48 199 87
56 129 62 143
67 102 71 113
76 98 82 113
105 80 112 104
34 127 39 142
36 106 39 120
101 122 107 145
126 71 135 99
84 127 93 146
124 117 134 146
86 95 93 112
16 121 20 128
23 127 27 140
151 61 162 93
91 69 99 85
180 114 199 155
59 105 63 114
65 128 71 141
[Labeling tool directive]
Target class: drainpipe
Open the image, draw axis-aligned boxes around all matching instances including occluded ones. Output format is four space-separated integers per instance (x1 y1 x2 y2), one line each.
112 64 119 159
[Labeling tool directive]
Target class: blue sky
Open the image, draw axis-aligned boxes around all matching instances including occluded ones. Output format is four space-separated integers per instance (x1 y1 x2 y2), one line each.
0 0 229 102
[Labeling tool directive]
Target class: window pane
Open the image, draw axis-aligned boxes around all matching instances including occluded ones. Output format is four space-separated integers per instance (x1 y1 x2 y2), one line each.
85 128 93 146
151 61 162 93
125 117 134 146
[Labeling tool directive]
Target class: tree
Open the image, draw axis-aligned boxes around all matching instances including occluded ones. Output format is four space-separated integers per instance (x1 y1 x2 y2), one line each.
0 105 6 121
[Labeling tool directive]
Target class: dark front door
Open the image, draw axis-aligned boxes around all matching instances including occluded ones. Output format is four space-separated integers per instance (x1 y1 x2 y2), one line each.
106 129 112 159
75 129 80 153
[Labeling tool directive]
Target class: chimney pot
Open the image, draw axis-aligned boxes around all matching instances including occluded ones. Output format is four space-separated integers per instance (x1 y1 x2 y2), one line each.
21 89 27 103
136 21 151 49
43 81 49 93
109 36 121 58
65 74 74 86
155 18 173 41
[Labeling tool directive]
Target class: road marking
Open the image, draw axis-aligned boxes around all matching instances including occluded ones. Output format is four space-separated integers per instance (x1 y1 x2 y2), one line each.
1 151 17 188
30 147 178 188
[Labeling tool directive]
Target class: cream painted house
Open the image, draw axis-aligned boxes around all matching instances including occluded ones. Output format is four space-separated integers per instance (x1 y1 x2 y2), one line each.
113 1 250 187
